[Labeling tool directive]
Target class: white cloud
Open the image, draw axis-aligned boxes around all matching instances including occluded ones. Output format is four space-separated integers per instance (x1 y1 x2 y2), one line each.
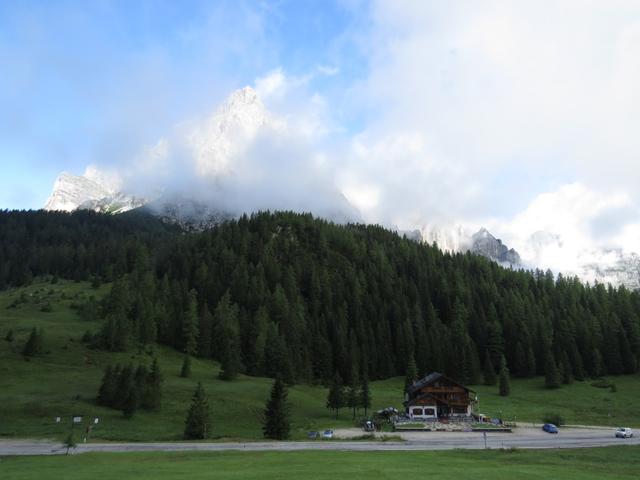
255 68 287 100
488 183 638 272
317 65 340 76
335 0 640 264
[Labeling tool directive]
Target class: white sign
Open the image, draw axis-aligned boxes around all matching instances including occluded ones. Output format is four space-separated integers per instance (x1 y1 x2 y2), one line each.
55 417 61 423
94 418 99 424
73 416 82 423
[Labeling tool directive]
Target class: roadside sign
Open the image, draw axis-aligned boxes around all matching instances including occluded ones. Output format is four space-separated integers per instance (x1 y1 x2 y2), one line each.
55 417 61 423
72 416 82 423
94 418 99 424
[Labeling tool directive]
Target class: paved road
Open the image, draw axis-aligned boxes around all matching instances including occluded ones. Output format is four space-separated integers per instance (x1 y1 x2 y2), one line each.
1 428 638 456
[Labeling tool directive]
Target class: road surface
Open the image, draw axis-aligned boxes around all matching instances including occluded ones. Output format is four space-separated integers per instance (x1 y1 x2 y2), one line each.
1 427 638 456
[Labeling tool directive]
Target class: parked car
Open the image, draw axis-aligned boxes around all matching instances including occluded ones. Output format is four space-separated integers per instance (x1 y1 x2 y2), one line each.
323 429 334 439
542 423 559 434
615 427 634 438
307 431 320 440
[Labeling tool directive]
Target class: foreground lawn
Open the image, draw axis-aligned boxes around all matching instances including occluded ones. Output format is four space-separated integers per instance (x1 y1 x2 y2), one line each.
1 279 638 442
3 447 640 480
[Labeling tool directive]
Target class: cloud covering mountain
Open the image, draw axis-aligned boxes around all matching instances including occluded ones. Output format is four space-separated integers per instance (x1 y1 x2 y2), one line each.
5 1 639 287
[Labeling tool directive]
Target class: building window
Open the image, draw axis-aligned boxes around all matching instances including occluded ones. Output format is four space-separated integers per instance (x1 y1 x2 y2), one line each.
425 408 435 416
413 408 423 416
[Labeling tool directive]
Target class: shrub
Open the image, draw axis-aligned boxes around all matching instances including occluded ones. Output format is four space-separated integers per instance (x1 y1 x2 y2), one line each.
542 413 564 426
590 378 612 389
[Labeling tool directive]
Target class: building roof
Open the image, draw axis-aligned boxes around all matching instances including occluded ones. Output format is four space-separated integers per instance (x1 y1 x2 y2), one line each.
408 372 475 394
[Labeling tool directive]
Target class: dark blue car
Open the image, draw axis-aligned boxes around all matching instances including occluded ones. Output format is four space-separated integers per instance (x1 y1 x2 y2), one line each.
542 423 559 434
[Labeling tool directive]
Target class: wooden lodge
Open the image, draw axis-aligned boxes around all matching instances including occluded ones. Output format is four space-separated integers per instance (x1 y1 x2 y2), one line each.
404 372 476 420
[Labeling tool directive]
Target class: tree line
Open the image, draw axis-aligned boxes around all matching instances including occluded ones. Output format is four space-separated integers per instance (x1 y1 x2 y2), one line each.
2 209 639 387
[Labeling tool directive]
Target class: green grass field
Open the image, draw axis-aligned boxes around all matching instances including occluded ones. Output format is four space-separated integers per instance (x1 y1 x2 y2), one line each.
1 279 639 442
2 447 640 480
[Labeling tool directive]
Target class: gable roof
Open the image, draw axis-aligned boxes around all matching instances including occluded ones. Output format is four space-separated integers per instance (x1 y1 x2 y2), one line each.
408 372 475 394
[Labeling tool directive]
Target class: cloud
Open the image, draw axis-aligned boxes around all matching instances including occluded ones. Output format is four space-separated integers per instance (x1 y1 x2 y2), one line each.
317 65 339 76
486 183 640 273
255 68 287 100
336 0 640 253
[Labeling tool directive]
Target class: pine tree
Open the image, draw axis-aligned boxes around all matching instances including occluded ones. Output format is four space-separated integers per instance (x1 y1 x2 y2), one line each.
182 289 199 355
114 364 134 410
560 351 574 385
483 350 497 386
347 373 360 420
219 332 242 381
544 351 561 389
5 329 13 342
115 364 137 418
526 346 537 377
326 373 345 418
180 355 192 378
122 383 138 418
22 328 43 357
404 354 418 393
184 382 211 440
262 377 291 440
97 365 117 407
143 357 163 411
498 355 510 397
359 375 372 416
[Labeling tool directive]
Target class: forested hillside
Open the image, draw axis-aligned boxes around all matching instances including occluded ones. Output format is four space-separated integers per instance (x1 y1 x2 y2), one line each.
1 210 639 386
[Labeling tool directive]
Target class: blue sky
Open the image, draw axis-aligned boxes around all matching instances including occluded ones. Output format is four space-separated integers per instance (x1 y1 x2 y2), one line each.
0 0 368 209
1 0 639 264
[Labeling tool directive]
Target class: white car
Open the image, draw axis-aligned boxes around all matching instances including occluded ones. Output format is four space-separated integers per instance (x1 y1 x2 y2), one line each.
615 427 634 438
323 429 334 439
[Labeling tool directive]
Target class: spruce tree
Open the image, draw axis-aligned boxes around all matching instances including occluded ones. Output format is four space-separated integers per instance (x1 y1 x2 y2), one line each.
326 373 345 418
182 290 199 356
22 328 43 357
498 355 510 397
526 346 537 377
404 354 418 393
262 377 291 440
359 375 372 416
219 332 242 381
144 358 163 411
118 364 137 417
544 351 561 389
184 382 211 440
347 374 360 420
114 364 134 410
561 352 574 385
180 355 192 378
97 365 117 407
122 383 138 418
483 350 497 386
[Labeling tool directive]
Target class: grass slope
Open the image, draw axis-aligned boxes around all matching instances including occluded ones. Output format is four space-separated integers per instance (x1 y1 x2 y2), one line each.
0 279 638 442
3 447 640 480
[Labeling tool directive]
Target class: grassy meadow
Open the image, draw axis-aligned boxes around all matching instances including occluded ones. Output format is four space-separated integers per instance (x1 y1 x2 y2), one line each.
3 447 640 480
0 279 638 442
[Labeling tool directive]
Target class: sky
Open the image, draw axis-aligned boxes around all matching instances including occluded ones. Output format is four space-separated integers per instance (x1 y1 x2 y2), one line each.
1 0 639 269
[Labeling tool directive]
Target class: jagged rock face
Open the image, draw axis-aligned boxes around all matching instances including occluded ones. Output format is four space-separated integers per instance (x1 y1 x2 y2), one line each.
416 224 472 253
44 172 144 214
43 86 360 228
44 172 112 212
143 195 234 232
414 225 521 267
470 227 522 265
188 86 285 178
